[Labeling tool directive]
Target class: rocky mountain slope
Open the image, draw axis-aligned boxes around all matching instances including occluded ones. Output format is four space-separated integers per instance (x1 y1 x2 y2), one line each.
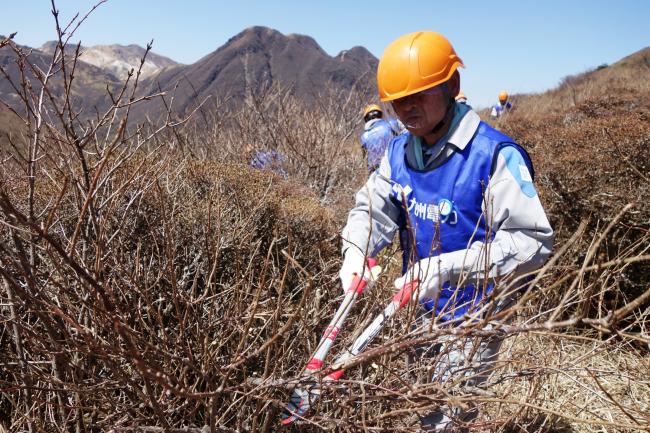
39 41 178 79
0 35 122 120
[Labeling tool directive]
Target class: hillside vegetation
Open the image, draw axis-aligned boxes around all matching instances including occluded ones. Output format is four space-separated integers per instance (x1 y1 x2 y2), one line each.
484 49 650 298
1 22 649 433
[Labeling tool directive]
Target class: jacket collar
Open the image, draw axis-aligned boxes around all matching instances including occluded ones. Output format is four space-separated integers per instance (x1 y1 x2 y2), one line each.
446 109 481 151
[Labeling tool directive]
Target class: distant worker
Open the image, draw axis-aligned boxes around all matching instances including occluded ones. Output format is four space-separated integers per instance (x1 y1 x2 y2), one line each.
246 144 288 178
490 90 513 118
360 104 404 171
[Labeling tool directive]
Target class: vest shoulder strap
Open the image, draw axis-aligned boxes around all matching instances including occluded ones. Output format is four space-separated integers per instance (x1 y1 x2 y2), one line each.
489 141 535 181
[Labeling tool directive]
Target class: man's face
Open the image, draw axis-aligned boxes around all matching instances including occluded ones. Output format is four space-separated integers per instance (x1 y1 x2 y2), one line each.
391 84 449 137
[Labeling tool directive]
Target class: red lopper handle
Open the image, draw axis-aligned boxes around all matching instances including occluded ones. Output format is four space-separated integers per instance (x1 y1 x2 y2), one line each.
392 280 419 309
346 257 377 295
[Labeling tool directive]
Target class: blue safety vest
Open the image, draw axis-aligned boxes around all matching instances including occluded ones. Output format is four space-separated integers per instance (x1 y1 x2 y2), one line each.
250 150 288 178
388 118 403 135
361 119 398 170
387 121 533 320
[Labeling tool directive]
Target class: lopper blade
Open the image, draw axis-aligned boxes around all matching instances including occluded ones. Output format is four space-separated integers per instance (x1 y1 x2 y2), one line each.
280 383 320 425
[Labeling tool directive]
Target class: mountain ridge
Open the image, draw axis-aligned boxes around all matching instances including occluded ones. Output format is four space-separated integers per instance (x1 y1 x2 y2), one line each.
1 26 379 124
3 28 647 129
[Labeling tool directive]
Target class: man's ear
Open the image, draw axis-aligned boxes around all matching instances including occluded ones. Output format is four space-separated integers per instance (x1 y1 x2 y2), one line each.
448 71 461 98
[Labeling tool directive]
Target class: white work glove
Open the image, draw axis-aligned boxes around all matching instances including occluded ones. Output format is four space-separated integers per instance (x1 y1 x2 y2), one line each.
339 249 375 294
393 257 449 301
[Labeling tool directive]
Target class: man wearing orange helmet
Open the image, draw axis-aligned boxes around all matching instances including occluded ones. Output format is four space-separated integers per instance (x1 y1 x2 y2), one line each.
339 31 553 431
360 103 404 171
490 90 513 118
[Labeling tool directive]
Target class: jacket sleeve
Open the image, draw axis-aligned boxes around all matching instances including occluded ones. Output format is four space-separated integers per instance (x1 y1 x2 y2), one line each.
438 146 554 284
341 152 402 257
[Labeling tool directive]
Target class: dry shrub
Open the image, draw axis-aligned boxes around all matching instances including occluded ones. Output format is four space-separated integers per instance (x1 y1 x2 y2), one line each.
478 50 650 313
490 92 650 307
457 59 650 431
1 20 343 431
0 149 345 431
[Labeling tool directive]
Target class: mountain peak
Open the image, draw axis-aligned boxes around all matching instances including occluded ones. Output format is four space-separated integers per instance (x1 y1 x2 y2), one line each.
136 26 378 120
225 26 283 46
241 26 282 37
336 46 376 63
220 26 327 57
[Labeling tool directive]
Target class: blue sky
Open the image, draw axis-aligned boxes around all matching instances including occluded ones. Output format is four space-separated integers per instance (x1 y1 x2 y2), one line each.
2 1 649 108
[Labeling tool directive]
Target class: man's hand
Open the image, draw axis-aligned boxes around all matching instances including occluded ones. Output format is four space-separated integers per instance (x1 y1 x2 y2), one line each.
339 249 376 294
394 257 448 301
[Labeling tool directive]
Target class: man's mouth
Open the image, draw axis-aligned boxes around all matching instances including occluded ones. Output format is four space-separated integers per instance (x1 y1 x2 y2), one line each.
403 114 423 128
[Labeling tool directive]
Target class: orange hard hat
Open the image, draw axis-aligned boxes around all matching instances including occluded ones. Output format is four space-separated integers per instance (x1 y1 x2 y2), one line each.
363 103 382 118
499 91 508 102
377 31 464 102
455 91 466 101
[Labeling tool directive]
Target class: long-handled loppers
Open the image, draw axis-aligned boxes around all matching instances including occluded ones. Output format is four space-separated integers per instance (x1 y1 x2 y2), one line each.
280 258 380 424
280 268 419 425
